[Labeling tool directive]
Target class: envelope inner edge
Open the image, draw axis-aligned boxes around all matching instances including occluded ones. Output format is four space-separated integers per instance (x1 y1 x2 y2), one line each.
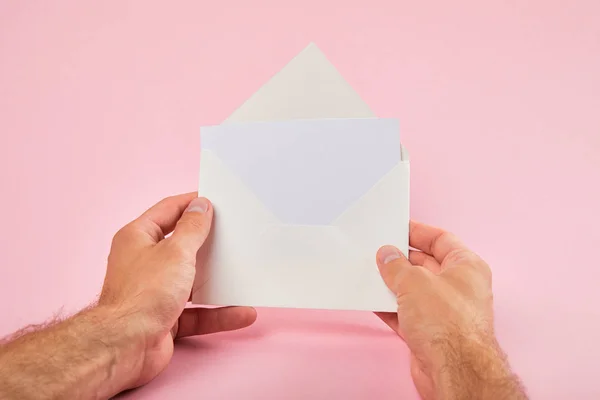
199 149 282 224
201 119 400 225
332 161 406 226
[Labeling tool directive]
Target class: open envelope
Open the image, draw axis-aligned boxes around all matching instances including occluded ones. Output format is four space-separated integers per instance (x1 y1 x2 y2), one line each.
193 44 409 312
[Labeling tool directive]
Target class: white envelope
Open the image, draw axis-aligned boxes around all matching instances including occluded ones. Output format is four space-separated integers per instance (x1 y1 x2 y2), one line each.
193 44 409 312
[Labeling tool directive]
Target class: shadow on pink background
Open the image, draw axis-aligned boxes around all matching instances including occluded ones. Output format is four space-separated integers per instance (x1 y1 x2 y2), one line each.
1 1 599 398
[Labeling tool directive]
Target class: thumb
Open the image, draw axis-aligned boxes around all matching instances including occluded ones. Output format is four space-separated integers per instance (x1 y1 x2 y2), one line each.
169 197 214 254
376 245 421 295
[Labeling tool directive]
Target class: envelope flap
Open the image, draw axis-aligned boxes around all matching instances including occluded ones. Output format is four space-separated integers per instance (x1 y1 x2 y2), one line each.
225 43 374 123
331 162 409 310
333 162 410 255
199 149 281 226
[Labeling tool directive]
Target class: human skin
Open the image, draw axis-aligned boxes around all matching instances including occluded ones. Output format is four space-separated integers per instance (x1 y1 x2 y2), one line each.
376 222 528 399
0 194 257 399
0 194 527 399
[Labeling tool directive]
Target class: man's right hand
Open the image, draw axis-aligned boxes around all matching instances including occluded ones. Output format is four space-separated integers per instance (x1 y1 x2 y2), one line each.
376 221 527 400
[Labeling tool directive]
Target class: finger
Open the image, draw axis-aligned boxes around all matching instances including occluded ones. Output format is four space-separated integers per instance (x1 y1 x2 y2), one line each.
138 192 198 240
175 306 257 338
409 220 469 263
376 245 424 295
409 250 442 274
111 193 199 253
124 193 198 245
411 354 436 400
374 312 401 337
441 249 491 283
167 197 213 254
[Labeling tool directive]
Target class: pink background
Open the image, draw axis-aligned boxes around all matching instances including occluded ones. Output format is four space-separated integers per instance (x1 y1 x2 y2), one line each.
1 1 599 398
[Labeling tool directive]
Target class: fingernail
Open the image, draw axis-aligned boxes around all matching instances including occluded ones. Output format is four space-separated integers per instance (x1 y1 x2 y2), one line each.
186 197 209 213
378 245 403 264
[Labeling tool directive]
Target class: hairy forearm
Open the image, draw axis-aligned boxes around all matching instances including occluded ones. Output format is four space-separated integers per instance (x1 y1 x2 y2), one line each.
433 334 528 400
0 306 145 400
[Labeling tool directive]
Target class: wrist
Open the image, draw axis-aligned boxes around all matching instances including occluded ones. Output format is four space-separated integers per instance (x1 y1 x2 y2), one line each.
429 332 526 400
85 305 148 396
0 305 149 400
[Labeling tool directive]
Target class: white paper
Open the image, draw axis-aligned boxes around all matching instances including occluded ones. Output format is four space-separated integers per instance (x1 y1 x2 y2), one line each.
201 118 400 225
193 44 409 312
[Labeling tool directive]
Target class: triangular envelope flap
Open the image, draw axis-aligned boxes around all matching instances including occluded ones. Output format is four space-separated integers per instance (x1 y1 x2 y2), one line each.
333 162 409 253
194 150 281 304
225 43 374 123
201 118 400 225
332 162 410 310
199 150 280 227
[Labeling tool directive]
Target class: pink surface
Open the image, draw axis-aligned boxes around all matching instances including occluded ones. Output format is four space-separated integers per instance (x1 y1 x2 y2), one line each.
1 1 599 398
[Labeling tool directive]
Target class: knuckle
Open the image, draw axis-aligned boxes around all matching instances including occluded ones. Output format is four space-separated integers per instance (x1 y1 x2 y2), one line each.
445 257 493 296
444 248 477 265
464 254 492 282
178 215 206 232
445 249 492 282
112 224 137 245
395 266 428 291
431 231 454 254
158 195 177 207
163 237 189 257
162 237 199 265
402 265 422 279
478 261 493 282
